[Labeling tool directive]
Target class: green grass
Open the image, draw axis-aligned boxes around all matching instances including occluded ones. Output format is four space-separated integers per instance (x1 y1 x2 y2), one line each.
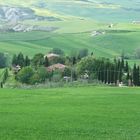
1 29 140 59
0 87 140 140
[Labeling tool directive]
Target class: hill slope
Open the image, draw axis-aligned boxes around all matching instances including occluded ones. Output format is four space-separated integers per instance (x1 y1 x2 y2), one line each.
0 0 140 64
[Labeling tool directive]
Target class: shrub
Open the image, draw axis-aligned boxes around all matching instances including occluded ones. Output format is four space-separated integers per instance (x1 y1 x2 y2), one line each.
17 67 34 84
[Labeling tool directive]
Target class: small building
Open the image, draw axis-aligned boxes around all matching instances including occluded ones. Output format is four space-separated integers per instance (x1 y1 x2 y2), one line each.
12 65 21 74
47 63 67 72
44 53 60 60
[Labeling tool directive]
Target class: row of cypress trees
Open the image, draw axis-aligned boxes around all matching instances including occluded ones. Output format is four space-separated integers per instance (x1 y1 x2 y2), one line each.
78 57 140 86
133 64 140 86
96 59 140 86
95 58 128 84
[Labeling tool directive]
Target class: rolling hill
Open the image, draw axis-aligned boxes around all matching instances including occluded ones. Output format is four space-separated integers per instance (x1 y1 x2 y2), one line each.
0 0 140 64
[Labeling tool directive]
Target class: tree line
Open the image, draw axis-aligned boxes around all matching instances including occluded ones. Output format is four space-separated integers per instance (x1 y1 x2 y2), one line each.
0 48 140 86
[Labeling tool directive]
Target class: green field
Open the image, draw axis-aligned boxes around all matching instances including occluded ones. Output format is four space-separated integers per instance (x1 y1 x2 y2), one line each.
1 23 140 60
0 0 140 65
0 87 140 140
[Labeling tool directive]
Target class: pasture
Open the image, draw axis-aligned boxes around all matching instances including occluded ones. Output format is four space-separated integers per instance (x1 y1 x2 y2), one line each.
0 87 140 140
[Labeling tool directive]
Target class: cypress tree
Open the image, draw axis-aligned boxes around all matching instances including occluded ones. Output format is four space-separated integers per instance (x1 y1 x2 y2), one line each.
17 52 25 67
133 64 137 86
44 56 49 67
25 56 30 66
137 66 140 86
12 54 17 66
125 61 129 73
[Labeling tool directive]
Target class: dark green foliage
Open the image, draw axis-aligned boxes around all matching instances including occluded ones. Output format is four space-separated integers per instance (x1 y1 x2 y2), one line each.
78 48 89 59
124 61 129 72
0 68 9 85
17 52 25 67
25 56 30 66
30 73 40 85
49 56 65 65
32 53 44 67
50 48 64 56
17 67 34 84
0 53 7 68
37 67 48 82
133 64 140 86
44 56 49 67
12 54 18 66
52 70 62 82
77 57 133 84
12 53 30 67
62 67 71 77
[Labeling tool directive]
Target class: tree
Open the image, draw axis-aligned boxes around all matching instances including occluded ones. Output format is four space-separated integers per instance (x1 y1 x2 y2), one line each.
137 66 140 86
62 67 71 77
49 56 65 65
17 52 25 67
50 48 64 56
44 56 49 67
124 61 129 73
25 56 30 66
30 73 40 85
133 64 137 86
32 53 44 68
12 54 18 66
0 53 7 68
78 48 89 59
37 67 48 82
17 67 34 84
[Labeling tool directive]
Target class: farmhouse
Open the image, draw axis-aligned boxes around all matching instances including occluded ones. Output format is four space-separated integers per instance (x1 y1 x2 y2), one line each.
47 63 67 72
44 53 60 60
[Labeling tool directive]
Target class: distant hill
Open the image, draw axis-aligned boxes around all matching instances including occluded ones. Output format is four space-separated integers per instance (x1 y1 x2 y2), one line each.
0 0 140 65
0 0 140 22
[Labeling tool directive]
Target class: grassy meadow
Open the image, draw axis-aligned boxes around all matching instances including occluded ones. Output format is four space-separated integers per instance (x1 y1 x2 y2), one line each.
0 87 140 140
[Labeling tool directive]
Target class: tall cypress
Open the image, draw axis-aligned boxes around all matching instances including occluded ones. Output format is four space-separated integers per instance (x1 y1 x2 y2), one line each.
133 64 137 86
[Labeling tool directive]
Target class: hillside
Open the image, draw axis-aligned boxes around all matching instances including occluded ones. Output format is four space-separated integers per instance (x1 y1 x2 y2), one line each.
0 0 140 64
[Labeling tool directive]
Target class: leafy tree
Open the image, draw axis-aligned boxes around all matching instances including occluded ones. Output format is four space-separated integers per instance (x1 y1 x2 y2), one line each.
17 67 34 84
32 53 44 68
52 70 62 82
37 67 48 82
62 67 71 77
30 73 40 85
77 57 95 75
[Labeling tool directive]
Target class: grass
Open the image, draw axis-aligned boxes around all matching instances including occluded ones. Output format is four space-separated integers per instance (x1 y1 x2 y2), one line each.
0 2 140 64
0 87 140 140
0 29 140 58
